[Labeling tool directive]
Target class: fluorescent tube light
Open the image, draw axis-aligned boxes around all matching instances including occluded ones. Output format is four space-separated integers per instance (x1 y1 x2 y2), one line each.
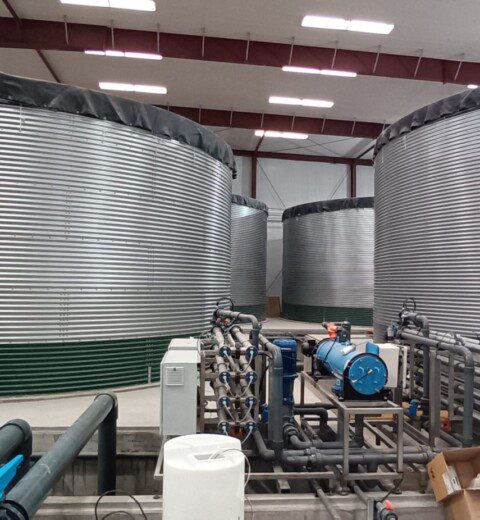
99 82 167 94
60 0 156 11
282 66 322 75
347 19 394 34
105 50 125 57
269 96 302 105
255 130 309 139
109 0 155 10
85 50 162 60
269 96 334 108
282 66 357 78
302 15 348 30
319 69 357 77
124 52 162 60
302 15 394 35
468 84 478 89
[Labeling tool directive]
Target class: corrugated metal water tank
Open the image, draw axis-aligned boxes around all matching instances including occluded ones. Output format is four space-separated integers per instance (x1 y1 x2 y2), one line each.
282 198 374 325
0 73 234 395
230 195 268 319
374 89 480 340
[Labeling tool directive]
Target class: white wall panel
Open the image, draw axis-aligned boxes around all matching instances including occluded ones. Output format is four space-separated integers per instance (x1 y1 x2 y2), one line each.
232 155 252 197
256 159 348 209
356 165 375 197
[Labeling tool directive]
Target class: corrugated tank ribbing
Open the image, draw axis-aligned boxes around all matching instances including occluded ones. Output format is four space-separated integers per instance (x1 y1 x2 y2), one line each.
0 104 232 394
282 200 374 325
374 108 480 337
230 201 267 319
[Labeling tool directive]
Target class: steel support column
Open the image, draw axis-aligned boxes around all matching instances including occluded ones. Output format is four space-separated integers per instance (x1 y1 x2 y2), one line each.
349 161 357 198
251 154 257 199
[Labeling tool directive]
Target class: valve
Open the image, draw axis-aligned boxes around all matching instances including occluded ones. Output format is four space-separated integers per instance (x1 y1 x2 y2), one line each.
374 499 398 519
0 455 23 499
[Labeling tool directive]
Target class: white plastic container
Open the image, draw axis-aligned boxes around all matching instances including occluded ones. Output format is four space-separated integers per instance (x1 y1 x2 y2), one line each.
163 434 245 520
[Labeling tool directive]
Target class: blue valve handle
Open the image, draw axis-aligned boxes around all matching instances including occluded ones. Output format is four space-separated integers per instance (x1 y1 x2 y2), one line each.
0 454 24 499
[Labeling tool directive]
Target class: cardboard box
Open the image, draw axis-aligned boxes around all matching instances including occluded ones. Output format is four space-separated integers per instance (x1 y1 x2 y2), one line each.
428 447 480 519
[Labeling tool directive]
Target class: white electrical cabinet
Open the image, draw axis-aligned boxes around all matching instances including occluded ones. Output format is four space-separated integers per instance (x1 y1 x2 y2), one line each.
168 337 200 353
160 341 199 436
376 343 400 388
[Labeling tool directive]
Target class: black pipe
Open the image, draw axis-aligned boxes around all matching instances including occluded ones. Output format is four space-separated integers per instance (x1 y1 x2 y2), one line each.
3 393 117 520
0 420 32 486
97 396 118 495
284 422 359 450
293 406 329 422
293 402 335 410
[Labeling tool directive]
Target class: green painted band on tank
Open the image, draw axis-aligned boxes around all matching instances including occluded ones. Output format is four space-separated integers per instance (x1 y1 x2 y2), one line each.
282 303 373 326
234 304 266 321
0 335 179 396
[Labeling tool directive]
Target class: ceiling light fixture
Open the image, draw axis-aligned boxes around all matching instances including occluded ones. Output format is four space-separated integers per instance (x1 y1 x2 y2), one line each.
282 65 357 77
319 69 357 78
468 84 479 89
302 15 394 35
85 50 162 60
269 95 334 108
99 82 167 94
255 130 309 139
60 0 156 11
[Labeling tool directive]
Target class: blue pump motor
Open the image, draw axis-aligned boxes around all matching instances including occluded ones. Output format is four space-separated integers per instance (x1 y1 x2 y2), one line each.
273 339 298 406
316 340 388 399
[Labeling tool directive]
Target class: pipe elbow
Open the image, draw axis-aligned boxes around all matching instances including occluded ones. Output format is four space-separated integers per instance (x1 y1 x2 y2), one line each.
94 392 118 419
4 420 32 446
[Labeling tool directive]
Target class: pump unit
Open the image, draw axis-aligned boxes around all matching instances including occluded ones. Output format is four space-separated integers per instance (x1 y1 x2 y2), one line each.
316 340 388 400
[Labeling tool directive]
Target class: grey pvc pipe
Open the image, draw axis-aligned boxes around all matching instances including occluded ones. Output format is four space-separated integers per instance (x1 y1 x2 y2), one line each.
400 329 474 447
259 334 284 451
5 393 117 520
231 326 256 352
253 430 433 468
212 327 227 351
214 309 261 347
401 312 430 401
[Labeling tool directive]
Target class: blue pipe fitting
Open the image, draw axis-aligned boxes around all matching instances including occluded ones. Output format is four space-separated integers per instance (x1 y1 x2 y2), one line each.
218 395 231 408
219 371 230 384
219 345 231 358
245 346 259 359
273 339 298 406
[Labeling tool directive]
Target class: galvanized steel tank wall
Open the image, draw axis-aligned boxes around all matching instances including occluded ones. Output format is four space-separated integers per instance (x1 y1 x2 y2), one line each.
282 198 374 325
374 107 480 339
230 196 268 319
0 104 232 395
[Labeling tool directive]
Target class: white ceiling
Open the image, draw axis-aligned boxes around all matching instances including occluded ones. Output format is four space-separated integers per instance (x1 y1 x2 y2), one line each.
6 0 480 61
211 127 374 158
0 0 476 156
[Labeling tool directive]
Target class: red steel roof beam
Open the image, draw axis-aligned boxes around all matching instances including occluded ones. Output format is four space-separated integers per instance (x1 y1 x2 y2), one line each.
158 106 383 140
0 17 479 85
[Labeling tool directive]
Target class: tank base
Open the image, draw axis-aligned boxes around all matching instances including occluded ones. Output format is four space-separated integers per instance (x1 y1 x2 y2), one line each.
282 303 373 326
